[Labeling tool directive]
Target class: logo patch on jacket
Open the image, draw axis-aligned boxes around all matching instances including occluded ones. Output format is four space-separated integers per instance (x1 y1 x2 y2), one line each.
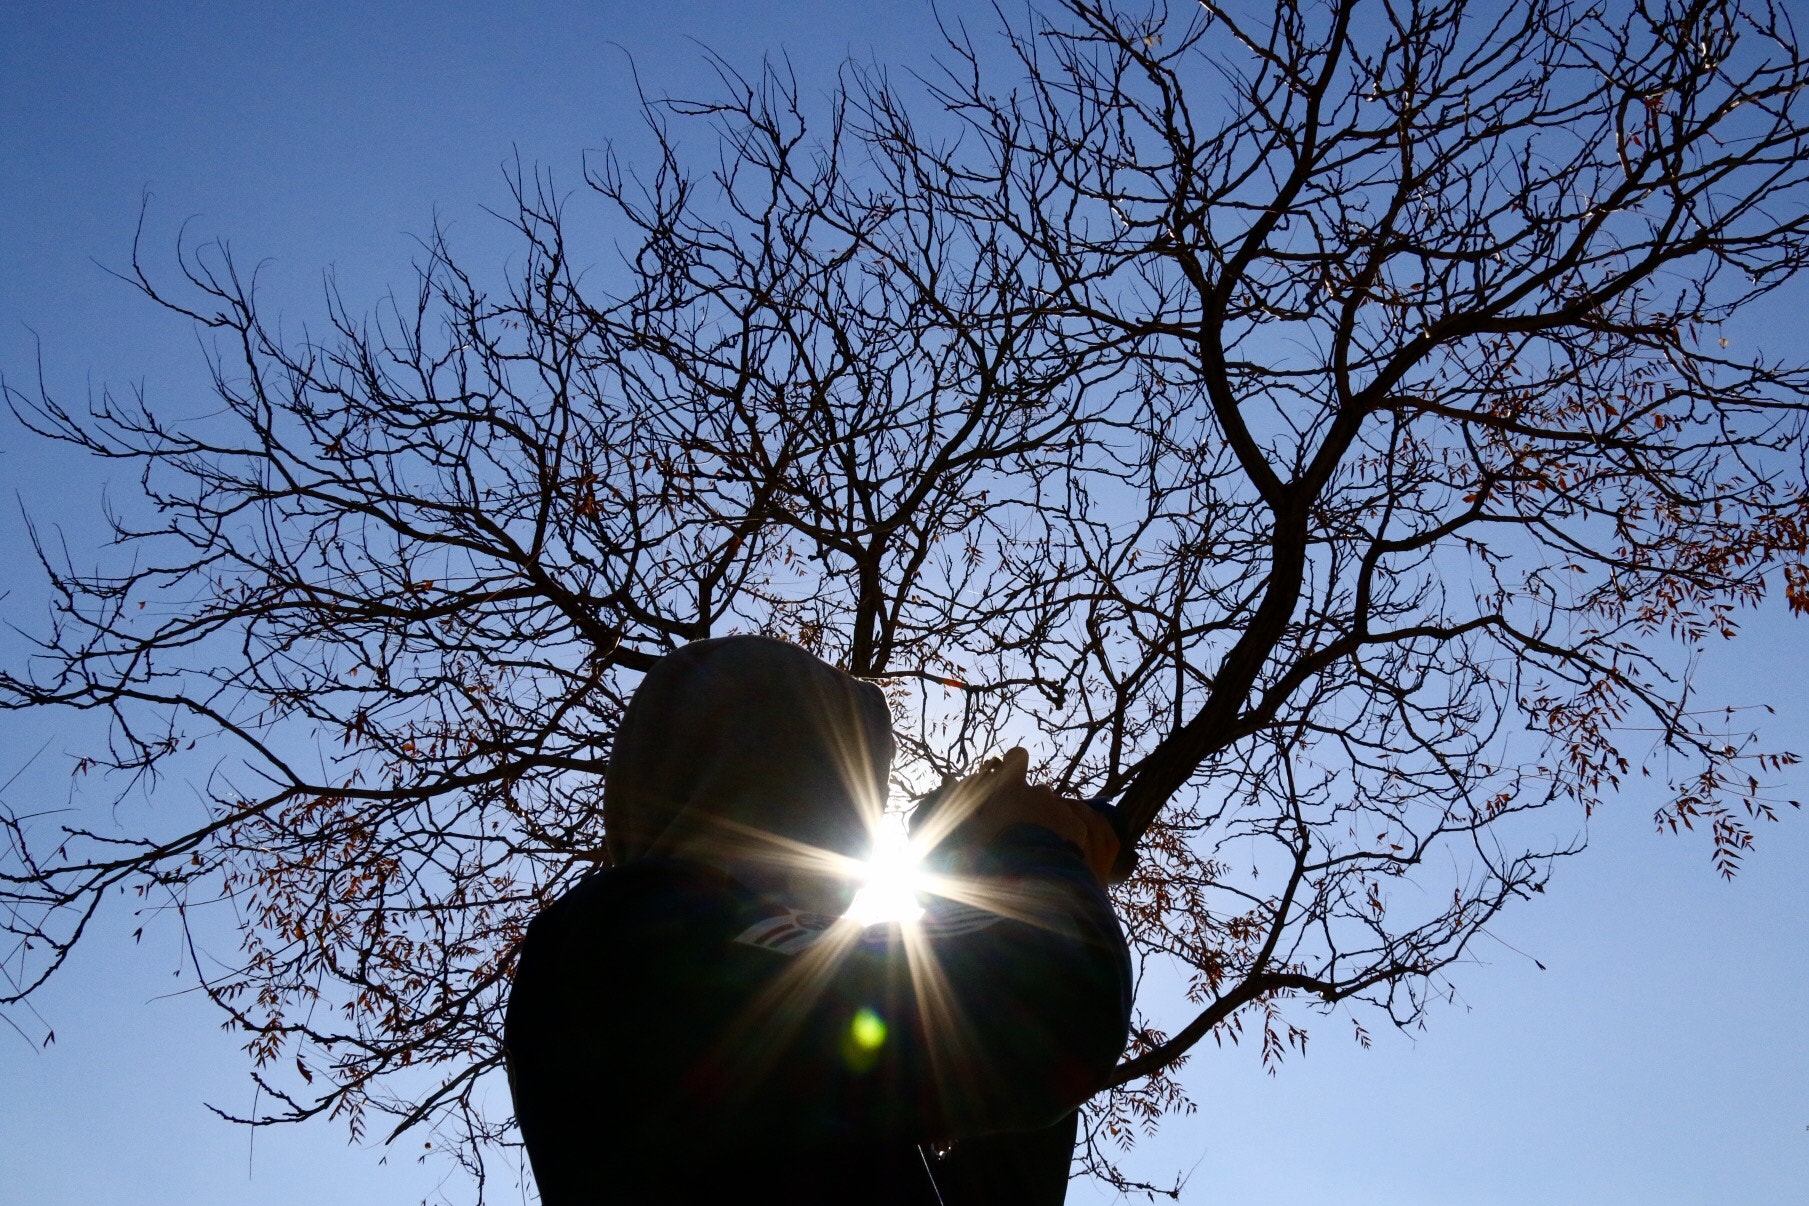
732 907 840 955
915 901 1001 938
732 901 1002 956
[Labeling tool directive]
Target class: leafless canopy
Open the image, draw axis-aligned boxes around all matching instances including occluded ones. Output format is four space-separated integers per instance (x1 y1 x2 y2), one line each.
5 0 1808 1191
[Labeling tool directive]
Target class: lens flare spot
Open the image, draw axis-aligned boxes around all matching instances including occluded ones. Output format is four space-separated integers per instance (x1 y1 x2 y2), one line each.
849 1007 887 1051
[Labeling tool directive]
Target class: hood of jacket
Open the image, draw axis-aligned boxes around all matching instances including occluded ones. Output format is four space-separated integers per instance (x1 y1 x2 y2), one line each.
603 635 895 886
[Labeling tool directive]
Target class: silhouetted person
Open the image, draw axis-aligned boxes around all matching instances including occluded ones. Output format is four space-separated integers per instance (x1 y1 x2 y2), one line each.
505 635 1130 1204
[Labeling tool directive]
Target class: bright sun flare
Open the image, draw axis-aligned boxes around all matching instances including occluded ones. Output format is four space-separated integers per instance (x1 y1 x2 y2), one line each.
844 813 927 926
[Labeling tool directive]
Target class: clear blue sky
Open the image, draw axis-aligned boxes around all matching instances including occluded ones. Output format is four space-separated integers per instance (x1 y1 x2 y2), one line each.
2 3 1806 1203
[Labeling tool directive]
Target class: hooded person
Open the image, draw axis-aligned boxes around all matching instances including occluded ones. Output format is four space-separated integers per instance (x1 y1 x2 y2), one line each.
504 635 1132 1205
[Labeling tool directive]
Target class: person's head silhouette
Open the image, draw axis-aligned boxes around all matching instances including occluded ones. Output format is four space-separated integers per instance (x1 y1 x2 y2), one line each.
604 635 894 914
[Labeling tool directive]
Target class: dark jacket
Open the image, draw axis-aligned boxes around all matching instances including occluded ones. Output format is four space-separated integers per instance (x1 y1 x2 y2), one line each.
506 823 1132 1205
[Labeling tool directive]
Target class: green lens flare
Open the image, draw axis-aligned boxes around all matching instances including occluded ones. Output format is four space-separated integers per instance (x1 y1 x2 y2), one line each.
849 1007 887 1051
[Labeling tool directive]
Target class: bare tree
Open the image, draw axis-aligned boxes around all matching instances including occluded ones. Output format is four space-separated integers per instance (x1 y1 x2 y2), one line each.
5 0 1808 1194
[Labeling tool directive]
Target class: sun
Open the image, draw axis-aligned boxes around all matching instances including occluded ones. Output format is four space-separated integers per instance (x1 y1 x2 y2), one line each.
844 812 927 926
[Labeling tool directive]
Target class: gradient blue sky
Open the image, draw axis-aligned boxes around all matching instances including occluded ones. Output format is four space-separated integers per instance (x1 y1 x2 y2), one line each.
3 3 1806 1203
